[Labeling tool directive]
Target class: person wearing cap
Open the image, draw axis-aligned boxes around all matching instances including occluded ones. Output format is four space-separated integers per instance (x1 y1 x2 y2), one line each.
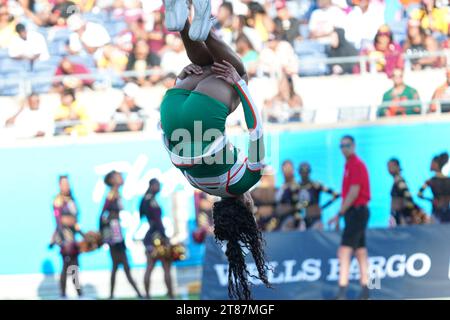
108 82 146 132
8 23 49 61
328 135 371 300
67 14 110 56
298 162 340 230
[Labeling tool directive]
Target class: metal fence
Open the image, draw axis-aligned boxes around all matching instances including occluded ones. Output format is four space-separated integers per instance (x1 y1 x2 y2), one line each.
0 49 449 96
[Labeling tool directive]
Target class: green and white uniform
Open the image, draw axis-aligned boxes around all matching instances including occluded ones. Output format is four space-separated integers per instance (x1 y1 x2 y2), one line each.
160 79 264 198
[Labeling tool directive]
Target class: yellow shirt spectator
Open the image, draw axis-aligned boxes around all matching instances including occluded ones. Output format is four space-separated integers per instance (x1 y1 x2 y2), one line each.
410 6 449 35
55 96 92 136
96 45 129 73
0 6 15 50
72 0 96 12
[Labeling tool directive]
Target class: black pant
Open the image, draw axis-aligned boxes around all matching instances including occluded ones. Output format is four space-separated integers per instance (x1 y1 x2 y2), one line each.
434 207 450 223
342 206 369 249
109 242 141 298
60 254 82 297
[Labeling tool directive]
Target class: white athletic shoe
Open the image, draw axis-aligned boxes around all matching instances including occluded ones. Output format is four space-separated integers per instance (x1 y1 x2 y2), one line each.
189 0 213 41
164 0 189 32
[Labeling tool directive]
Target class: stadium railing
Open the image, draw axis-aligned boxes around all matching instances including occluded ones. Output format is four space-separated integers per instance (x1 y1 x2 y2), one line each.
0 49 448 96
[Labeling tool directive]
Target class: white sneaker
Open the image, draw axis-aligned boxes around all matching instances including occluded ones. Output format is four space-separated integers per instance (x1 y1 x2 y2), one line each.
164 0 189 32
189 0 213 41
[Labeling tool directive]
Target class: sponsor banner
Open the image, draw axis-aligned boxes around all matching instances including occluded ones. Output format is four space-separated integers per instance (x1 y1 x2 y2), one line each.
201 224 450 299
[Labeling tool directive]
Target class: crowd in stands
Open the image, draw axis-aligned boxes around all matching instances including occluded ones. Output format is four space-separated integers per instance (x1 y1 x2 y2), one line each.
0 0 449 137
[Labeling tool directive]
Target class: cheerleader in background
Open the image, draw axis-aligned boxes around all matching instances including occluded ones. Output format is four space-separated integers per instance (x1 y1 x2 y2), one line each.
50 175 84 298
418 152 450 223
140 178 180 299
298 162 341 230
100 170 143 299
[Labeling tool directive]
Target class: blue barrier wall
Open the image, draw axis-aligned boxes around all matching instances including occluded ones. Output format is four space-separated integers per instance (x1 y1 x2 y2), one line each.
0 120 449 275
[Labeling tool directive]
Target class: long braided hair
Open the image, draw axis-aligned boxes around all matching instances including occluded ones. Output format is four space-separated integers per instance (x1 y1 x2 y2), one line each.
212 194 271 300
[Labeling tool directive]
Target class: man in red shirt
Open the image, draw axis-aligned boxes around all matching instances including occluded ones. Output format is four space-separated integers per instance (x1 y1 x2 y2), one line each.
329 135 371 299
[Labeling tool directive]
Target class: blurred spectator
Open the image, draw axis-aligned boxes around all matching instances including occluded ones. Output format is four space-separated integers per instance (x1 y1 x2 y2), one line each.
344 0 385 50
22 0 78 27
246 1 274 43
72 0 95 12
298 162 340 230
403 19 441 70
387 158 427 226
326 28 358 75
358 24 403 77
67 14 111 57
160 34 189 76
116 16 142 50
147 9 170 54
51 1 78 23
4 93 52 138
273 0 301 45
275 160 302 231
54 56 93 91
8 23 49 61
108 82 146 132
192 191 215 243
0 4 15 49
429 66 450 113
308 0 346 44
126 39 161 86
235 32 259 76
160 72 177 89
251 168 278 232
215 1 234 31
54 88 92 136
96 44 128 73
264 74 303 123
230 14 263 50
258 32 299 78
379 68 422 117
409 0 449 38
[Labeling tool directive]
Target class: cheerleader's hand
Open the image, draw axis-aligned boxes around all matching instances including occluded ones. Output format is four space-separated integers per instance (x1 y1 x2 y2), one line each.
211 60 242 85
328 214 340 231
179 63 203 80
389 216 397 228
